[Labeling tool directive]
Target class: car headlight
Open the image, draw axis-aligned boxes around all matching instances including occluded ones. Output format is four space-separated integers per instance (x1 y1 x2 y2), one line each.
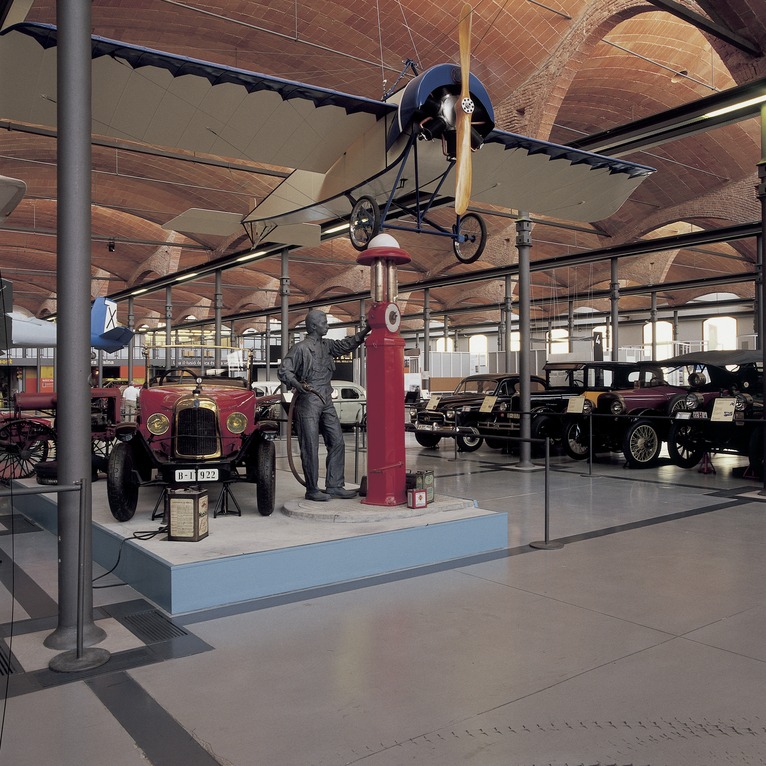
226 412 248 434
610 398 624 415
498 402 508 412
582 399 593 414
446 409 455 419
735 393 753 411
684 392 704 410
146 413 170 435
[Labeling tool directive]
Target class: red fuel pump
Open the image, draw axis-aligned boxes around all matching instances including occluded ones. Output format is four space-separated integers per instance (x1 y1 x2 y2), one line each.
357 234 410 506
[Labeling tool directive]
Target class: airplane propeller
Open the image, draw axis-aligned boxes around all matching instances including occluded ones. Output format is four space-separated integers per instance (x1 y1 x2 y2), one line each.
454 3 474 217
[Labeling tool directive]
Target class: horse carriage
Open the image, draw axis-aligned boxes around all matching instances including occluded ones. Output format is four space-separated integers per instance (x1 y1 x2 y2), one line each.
0 387 122 482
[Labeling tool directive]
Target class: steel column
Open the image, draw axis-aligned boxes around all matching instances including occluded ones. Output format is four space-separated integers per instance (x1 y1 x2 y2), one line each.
516 214 533 468
610 258 619 359
45 0 106 650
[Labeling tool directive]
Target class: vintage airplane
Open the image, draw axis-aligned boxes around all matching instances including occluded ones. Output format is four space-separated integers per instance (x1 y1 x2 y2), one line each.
1 280 134 352
0 8 654 264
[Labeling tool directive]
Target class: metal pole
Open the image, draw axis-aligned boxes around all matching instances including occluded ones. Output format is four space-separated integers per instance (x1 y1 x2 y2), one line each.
516 214 533 469
50 481 110 671
264 318 271 381
45 0 106 651
757 103 766 494
423 288 431 393
127 296 135 382
280 247 290 384
610 258 619 360
529 437 563 550
214 270 223 368
755 235 762 342
164 285 172 368
504 273 512 372
650 291 657 360
358 298 367 388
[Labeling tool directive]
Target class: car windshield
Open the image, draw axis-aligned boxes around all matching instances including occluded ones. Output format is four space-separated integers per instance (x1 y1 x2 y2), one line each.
144 344 251 387
454 378 500 395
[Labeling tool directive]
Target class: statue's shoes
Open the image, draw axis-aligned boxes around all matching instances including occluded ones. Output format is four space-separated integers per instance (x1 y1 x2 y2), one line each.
304 490 331 501
325 487 358 499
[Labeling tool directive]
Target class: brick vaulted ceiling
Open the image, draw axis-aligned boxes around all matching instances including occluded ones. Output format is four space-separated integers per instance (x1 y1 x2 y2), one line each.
1 0 766 336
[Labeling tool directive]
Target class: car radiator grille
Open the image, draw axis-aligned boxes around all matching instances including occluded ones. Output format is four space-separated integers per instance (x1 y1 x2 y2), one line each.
176 407 218 457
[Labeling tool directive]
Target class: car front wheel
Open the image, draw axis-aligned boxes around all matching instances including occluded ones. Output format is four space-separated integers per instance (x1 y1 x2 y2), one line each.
667 421 705 468
252 439 276 516
107 442 140 521
622 418 661 468
415 432 441 448
563 420 589 461
456 433 482 452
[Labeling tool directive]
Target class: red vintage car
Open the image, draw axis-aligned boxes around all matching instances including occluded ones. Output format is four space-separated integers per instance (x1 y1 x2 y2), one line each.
107 346 279 521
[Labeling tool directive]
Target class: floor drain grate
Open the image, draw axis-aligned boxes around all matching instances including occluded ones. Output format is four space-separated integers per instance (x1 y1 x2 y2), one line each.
122 610 188 644
0 644 19 676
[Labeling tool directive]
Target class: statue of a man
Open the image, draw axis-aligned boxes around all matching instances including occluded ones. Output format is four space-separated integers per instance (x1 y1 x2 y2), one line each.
278 309 370 501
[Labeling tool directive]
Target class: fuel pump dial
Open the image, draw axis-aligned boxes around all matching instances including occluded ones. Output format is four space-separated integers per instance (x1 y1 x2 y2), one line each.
384 303 401 333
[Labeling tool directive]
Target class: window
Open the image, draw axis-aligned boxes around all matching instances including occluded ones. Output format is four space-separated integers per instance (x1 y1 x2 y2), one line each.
548 328 568 354
469 334 487 371
436 337 454 352
703 316 737 351
643 320 674 360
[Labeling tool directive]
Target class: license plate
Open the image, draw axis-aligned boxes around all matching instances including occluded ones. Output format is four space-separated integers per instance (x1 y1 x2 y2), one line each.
416 423 433 431
175 468 218 482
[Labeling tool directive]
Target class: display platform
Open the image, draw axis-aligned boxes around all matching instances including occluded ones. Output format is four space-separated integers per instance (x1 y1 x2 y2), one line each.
11 472 507 615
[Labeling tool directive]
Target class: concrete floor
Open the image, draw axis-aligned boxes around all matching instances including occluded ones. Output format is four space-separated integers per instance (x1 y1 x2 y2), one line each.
1 434 766 765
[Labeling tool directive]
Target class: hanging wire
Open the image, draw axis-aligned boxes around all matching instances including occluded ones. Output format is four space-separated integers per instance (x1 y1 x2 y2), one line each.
376 0 386 96
0 266 14 750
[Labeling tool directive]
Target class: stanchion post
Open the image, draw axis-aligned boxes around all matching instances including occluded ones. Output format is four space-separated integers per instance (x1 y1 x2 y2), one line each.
529 437 564 551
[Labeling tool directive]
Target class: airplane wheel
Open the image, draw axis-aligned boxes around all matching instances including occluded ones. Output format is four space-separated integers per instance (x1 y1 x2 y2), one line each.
349 195 380 251
453 212 486 264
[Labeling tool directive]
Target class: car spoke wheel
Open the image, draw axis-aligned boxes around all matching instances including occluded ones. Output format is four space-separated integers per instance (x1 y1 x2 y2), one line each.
667 421 705 468
253 439 276 516
453 212 487 264
456 433 482 452
349 195 380 251
531 414 559 457
623 419 661 468
414 432 441 448
563 420 589 460
0 419 56 480
107 442 140 521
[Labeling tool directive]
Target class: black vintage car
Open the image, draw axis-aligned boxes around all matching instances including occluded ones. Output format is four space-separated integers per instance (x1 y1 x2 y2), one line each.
408 373 544 451
663 350 762 469
568 351 760 468
472 361 650 454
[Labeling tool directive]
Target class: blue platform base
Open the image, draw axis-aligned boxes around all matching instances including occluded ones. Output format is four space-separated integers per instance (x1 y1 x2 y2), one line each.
13 485 508 615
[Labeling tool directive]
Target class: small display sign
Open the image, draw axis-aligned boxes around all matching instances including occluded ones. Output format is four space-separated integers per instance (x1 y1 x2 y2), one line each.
480 396 497 413
567 396 586 414
711 397 736 422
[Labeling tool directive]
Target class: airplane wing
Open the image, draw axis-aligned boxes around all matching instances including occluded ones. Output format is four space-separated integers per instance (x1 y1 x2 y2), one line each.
0 22 395 174
0 174 26 217
0 22 653 232
471 130 653 222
